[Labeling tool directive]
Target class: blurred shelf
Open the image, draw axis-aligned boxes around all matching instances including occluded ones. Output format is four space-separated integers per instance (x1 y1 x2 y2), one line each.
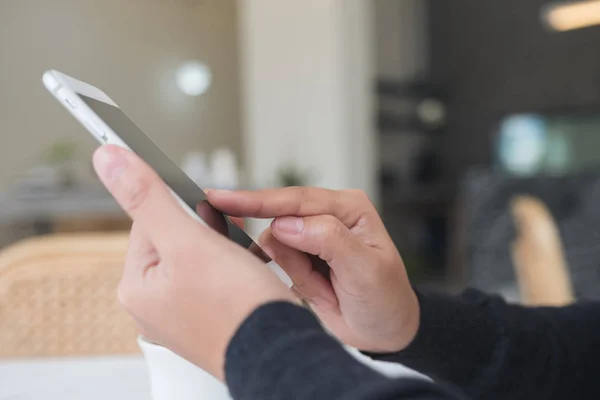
381 182 455 209
376 79 443 99
377 113 444 134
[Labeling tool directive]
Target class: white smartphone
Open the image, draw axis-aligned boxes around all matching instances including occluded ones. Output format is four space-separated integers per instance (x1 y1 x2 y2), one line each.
42 69 292 288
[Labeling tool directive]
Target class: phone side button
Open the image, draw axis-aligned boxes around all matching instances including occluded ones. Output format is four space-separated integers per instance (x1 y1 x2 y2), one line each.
57 88 77 110
82 120 106 142
64 97 77 109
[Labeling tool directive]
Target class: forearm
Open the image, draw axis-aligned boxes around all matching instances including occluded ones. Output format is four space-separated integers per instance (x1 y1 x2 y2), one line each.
365 289 600 400
225 302 467 400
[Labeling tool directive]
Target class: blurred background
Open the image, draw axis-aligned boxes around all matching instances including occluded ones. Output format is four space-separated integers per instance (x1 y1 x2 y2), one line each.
1 0 600 398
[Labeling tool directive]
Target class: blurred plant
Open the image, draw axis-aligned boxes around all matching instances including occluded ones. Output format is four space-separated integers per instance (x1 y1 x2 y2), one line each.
43 139 77 166
276 164 310 187
41 139 79 189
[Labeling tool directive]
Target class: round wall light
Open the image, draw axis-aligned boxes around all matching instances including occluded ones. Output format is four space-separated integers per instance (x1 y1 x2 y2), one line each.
176 61 212 96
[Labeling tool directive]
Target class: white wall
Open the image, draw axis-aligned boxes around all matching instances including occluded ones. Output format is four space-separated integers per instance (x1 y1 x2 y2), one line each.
0 0 241 187
374 0 428 80
237 0 376 199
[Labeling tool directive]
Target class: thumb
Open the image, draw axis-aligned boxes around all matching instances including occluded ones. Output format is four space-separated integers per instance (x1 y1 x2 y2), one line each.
93 145 198 249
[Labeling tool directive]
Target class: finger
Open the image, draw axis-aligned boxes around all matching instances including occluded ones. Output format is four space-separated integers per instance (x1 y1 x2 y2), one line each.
270 215 373 288
196 196 244 230
93 145 200 249
228 216 245 230
207 187 377 229
196 201 229 237
258 228 338 310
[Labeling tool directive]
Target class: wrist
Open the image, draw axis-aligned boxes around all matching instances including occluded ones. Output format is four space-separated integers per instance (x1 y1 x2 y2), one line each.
381 289 421 353
396 288 421 350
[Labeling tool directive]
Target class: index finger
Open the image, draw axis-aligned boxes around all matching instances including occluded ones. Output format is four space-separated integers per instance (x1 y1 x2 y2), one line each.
206 187 372 228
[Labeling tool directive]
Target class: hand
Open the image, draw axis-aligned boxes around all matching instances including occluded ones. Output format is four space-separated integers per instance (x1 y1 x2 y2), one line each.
92 145 294 380
207 187 420 353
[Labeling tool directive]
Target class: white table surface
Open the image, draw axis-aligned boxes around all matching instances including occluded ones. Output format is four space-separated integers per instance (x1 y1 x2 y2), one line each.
0 352 430 400
0 356 151 400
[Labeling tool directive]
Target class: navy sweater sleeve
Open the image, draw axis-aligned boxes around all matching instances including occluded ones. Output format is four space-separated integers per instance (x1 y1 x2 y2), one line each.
365 289 600 400
225 302 468 400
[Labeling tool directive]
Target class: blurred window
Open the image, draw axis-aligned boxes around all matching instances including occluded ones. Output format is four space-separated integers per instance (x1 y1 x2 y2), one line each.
496 112 600 176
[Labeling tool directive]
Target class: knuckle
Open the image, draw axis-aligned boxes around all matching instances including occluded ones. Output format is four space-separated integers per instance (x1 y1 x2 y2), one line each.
316 215 344 240
283 186 308 215
311 216 344 262
294 186 309 197
344 189 370 204
295 185 311 204
251 197 265 216
341 189 376 223
297 186 320 203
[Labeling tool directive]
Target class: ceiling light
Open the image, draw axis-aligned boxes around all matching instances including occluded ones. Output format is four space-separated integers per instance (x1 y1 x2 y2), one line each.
542 0 600 31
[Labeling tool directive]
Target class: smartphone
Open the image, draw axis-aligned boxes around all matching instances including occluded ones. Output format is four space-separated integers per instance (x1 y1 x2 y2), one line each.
43 69 292 288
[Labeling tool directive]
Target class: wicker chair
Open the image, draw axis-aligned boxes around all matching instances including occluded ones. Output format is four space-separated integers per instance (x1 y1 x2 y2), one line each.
0 232 139 358
510 196 575 306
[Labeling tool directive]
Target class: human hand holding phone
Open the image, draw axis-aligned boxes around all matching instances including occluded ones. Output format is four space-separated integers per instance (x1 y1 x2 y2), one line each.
207 187 421 353
93 145 295 380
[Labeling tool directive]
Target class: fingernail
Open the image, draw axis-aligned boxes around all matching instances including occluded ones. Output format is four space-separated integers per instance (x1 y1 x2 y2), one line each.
275 217 303 234
93 146 128 182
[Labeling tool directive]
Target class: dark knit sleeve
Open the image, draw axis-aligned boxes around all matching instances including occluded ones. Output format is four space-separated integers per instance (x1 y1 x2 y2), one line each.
225 302 468 400
364 289 600 400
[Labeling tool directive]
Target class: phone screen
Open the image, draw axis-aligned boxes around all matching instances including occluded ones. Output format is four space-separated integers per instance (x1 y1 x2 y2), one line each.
80 95 271 264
